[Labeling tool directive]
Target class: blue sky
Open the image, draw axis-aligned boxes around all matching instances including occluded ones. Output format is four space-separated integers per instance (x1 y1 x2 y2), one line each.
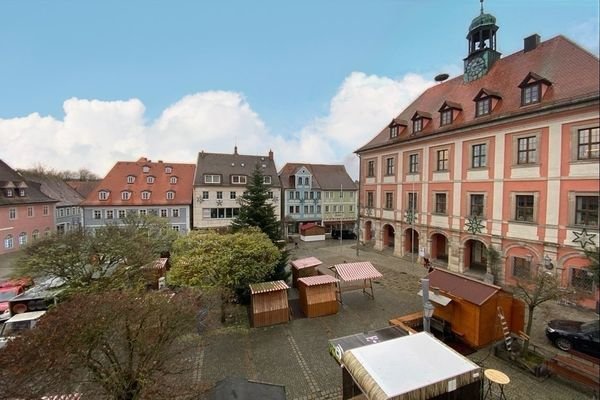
1 0 598 177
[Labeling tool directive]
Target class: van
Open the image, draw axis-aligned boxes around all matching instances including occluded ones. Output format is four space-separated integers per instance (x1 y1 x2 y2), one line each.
0 311 46 349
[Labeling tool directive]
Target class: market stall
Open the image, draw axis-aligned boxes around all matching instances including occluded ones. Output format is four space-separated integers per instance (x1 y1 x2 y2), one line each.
291 256 323 287
297 275 339 318
331 261 382 304
249 281 290 328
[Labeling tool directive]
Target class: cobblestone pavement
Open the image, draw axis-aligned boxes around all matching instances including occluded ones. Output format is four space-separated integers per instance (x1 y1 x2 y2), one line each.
197 239 598 399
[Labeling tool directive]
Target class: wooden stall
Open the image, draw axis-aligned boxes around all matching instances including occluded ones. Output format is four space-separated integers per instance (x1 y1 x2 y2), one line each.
420 268 524 348
298 275 340 318
332 261 383 304
249 281 290 328
291 256 323 287
299 223 326 242
141 257 170 289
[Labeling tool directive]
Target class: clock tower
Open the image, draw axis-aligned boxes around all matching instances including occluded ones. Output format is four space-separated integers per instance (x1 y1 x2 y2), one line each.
464 0 501 82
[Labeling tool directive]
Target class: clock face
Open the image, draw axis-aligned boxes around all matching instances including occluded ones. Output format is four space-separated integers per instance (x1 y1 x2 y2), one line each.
466 57 486 80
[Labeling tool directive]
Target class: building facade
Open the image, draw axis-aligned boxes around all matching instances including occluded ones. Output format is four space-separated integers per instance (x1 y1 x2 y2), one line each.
192 148 281 230
356 9 599 308
279 163 357 235
81 157 195 233
0 160 57 255
21 173 85 233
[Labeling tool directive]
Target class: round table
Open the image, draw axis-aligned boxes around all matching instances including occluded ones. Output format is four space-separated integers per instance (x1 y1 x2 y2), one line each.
483 369 510 399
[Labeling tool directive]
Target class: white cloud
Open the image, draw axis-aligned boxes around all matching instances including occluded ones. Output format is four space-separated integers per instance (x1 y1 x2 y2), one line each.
0 71 434 179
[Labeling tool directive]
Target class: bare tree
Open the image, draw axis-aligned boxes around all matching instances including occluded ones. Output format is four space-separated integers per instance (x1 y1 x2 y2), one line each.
0 290 205 400
512 270 570 355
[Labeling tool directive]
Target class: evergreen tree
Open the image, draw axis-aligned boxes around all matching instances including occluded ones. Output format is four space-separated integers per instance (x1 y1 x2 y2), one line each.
231 165 290 283
231 165 281 242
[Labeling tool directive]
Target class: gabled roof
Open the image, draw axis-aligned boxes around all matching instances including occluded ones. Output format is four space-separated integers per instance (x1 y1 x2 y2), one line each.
66 180 100 198
357 35 600 153
518 71 552 88
428 268 501 306
194 149 280 188
473 88 502 101
0 160 57 206
278 163 357 190
20 172 84 207
81 157 196 206
438 100 463 111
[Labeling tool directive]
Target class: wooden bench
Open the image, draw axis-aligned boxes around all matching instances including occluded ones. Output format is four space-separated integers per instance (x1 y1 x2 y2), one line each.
545 352 600 390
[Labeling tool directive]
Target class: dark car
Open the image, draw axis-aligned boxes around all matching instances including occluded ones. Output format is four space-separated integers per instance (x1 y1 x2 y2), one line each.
331 229 356 240
545 319 600 358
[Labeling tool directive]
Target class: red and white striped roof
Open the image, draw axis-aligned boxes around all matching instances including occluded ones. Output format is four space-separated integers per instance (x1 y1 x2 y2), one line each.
298 275 339 287
249 280 290 294
291 257 323 270
333 262 382 282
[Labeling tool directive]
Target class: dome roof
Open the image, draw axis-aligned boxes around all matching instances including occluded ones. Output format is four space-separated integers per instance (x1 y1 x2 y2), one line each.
469 12 496 31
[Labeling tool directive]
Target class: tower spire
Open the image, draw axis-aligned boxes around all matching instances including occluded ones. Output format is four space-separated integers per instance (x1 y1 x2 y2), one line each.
480 0 484 14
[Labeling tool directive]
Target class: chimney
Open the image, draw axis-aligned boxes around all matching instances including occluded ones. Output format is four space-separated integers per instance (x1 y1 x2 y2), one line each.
524 34 540 53
268 149 273 160
234 146 238 155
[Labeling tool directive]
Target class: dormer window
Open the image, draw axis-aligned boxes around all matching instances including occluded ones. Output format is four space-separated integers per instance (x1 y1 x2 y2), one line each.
141 191 151 200
519 72 551 106
521 84 540 105
204 175 221 184
18 189 25 197
413 119 423 133
98 191 109 200
142 166 150 173
127 175 135 184
231 175 247 184
410 111 431 134
390 125 399 138
476 98 491 116
473 88 501 117
121 191 132 200
263 176 272 184
297 177 302 186
438 101 461 127
440 110 453 126
166 191 175 200
165 166 172 174
170 176 178 184
147 176 155 184
5 189 13 197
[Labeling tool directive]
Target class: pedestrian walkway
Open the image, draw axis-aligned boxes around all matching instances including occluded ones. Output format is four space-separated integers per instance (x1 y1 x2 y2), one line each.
197 240 597 399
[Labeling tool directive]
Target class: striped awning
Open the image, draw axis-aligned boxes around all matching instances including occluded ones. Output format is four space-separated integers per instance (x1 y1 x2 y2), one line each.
333 262 382 282
298 275 339 287
291 257 323 270
249 280 290 294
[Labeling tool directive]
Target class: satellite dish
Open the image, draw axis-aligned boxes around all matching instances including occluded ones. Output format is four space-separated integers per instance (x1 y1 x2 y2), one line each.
434 73 449 82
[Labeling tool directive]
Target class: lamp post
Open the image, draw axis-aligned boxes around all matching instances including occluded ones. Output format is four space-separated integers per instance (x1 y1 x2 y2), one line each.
421 278 435 333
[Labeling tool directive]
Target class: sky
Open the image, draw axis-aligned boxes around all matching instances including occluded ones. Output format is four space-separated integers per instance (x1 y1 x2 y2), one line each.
1 0 598 179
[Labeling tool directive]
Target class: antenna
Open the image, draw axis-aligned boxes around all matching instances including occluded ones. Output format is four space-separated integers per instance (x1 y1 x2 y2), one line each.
480 0 484 14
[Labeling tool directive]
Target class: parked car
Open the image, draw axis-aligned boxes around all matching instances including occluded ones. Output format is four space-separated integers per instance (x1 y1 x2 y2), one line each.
0 311 46 349
545 319 600 358
0 278 33 322
331 229 356 240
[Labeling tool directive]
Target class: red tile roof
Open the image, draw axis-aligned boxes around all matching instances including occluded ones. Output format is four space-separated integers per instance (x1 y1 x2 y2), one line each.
81 157 195 206
428 268 500 306
357 35 600 153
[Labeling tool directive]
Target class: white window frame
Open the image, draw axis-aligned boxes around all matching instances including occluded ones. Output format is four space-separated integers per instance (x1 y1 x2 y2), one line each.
166 191 175 200
127 175 135 184
263 176 272 184
99 191 109 200
147 176 155 184
231 175 247 184
121 191 132 200
141 191 151 200
205 175 221 184
8 208 16 220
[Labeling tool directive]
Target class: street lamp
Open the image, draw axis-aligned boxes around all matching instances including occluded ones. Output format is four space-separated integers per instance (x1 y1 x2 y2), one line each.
421 278 435 333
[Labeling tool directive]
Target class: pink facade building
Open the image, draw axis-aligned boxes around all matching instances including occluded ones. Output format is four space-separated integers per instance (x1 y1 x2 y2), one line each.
0 160 57 255
356 10 599 308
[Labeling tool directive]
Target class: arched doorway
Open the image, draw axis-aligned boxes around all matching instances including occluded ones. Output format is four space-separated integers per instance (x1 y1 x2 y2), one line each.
382 224 395 248
431 233 448 263
464 239 487 273
404 228 419 254
364 221 372 241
